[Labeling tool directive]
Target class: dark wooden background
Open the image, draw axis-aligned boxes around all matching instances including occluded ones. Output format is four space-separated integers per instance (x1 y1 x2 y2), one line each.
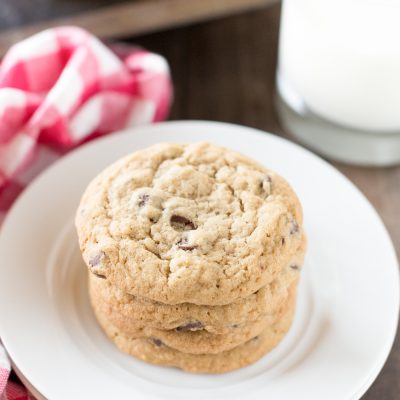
0 0 277 55
130 4 400 399
0 0 122 29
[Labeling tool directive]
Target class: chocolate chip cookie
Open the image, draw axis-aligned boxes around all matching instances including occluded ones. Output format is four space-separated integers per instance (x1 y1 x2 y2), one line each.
90 277 297 354
93 283 296 373
76 142 305 305
88 247 303 334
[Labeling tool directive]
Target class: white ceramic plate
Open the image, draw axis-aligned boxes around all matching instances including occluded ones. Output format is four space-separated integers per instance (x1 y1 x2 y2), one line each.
0 121 398 400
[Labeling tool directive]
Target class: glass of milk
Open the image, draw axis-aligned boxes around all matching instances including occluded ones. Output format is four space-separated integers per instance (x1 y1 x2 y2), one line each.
276 0 400 166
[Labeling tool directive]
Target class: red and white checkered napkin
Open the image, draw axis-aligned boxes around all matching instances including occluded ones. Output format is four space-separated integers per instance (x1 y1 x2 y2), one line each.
0 26 172 399
0 25 172 223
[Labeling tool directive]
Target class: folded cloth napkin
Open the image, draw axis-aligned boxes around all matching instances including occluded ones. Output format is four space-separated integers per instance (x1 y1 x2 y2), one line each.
0 26 172 399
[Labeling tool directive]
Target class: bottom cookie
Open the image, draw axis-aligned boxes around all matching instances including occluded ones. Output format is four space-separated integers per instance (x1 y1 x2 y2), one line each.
95 293 296 373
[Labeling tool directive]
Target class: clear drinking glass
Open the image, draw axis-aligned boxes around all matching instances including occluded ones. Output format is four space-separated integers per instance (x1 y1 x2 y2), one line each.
276 0 400 166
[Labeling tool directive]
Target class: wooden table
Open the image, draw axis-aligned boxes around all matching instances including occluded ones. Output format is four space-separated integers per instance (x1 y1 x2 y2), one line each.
0 0 277 56
130 4 400 399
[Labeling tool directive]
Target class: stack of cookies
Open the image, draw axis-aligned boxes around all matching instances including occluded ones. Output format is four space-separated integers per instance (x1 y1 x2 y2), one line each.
75 142 306 373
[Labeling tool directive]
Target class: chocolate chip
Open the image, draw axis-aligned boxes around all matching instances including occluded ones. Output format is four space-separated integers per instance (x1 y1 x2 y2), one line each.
93 272 106 279
281 237 285 246
89 252 103 267
252 336 259 341
178 245 196 251
138 194 150 207
175 321 204 332
170 215 196 231
151 338 163 347
290 265 300 270
176 236 197 251
290 220 299 235
232 324 239 328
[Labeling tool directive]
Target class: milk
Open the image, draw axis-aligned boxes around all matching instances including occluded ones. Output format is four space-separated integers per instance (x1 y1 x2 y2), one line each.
278 0 400 132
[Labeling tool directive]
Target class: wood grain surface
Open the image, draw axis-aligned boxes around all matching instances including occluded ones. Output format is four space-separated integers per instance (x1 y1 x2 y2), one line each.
0 0 277 56
130 4 400 398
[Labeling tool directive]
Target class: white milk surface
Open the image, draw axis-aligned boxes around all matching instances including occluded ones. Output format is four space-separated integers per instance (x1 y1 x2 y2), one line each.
279 0 400 132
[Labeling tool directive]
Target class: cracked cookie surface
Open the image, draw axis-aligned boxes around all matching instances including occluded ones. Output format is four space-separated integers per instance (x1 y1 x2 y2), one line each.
76 142 305 305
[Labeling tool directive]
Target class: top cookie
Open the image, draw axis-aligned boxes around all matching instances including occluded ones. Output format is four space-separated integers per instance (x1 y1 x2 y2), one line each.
75 142 305 305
